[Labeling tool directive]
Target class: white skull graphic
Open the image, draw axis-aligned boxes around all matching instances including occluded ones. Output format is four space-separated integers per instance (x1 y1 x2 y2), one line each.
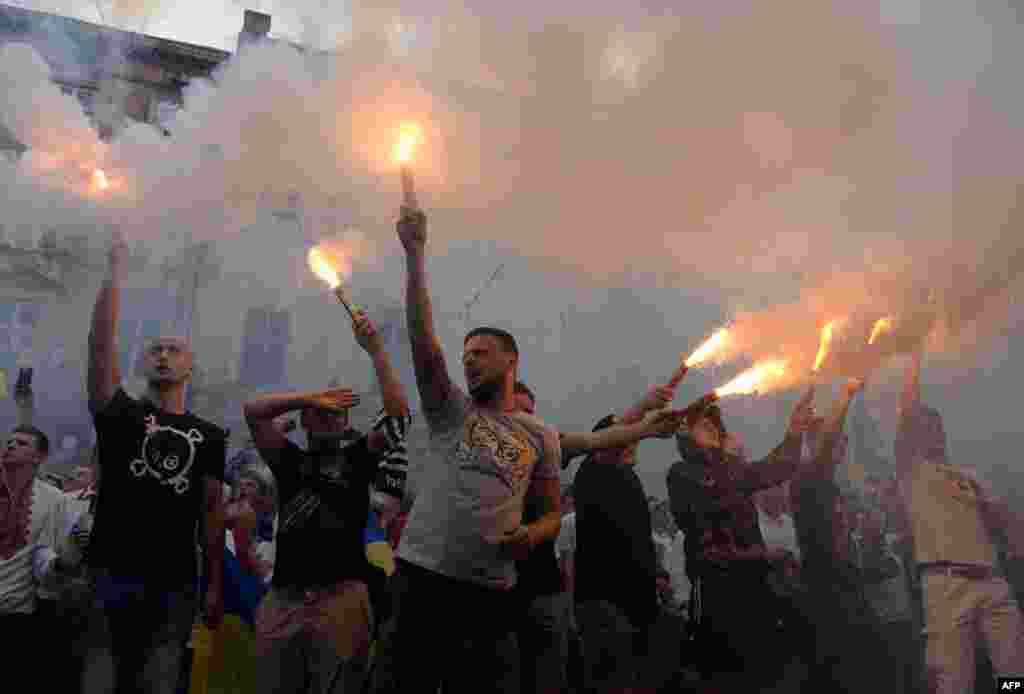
130 415 204 495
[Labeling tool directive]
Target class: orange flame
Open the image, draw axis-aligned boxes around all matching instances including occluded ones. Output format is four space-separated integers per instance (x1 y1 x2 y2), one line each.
392 122 423 164
93 169 110 190
714 359 788 398
685 328 730 367
307 247 342 289
812 318 845 372
868 317 894 345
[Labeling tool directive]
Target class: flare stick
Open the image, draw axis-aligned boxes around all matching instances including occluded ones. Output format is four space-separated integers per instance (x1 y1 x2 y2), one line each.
400 165 418 209
334 285 362 322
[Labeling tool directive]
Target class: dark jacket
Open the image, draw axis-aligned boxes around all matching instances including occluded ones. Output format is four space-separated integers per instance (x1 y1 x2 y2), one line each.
666 433 802 584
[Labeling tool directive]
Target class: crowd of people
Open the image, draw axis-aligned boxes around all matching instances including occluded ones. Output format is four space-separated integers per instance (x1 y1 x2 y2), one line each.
2 203 1023 694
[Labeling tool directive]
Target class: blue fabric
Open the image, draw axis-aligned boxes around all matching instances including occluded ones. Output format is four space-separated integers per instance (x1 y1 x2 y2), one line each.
364 510 387 545
200 547 268 626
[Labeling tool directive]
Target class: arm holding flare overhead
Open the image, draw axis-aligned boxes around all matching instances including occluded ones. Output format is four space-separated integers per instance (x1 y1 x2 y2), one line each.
732 386 815 495
399 205 458 421
893 349 923 477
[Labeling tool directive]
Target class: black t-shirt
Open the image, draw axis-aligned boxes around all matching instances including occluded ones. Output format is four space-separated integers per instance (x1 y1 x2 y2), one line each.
90 388 226 585
573 458 658 627
515 493 563 598
264 436 380 590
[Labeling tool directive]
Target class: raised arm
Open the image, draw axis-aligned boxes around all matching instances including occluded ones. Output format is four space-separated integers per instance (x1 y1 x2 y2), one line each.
560 409 685 459
243 389 359 454
899 349 922 421
87 231 127 415
351 312 410 431
734 386 814 494
398 206 456 416
813 378 865 468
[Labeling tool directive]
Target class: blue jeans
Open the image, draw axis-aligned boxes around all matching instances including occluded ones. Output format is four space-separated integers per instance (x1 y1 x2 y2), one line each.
84 571 197 694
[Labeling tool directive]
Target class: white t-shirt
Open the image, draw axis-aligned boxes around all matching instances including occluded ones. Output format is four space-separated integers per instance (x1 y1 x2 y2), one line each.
758 509 801 561
555 512 576 559
666 531 690 603
2 481 68 614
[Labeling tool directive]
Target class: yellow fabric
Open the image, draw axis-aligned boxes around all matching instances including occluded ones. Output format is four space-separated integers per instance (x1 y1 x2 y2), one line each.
188 623 214 694
366 541 396 577
208 615 259 694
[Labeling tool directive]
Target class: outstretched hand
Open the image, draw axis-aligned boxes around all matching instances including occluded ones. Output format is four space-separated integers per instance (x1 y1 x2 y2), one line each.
638 385 675 414
642 409 688 439
843 377 866 399
305 388 360 413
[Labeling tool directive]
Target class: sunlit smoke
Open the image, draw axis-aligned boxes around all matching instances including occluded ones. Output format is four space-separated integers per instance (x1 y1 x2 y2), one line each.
868 316 894 345
684 327 730 368
715 359 789 398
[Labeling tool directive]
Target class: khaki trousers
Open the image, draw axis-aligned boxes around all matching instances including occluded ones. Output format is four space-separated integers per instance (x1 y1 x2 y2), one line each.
922 571 1024 694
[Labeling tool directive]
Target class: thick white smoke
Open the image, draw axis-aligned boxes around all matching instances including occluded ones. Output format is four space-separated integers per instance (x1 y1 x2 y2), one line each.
2 0 1023 494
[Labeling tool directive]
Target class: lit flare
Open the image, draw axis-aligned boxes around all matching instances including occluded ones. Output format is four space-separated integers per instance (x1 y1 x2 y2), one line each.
307 247 341 289
812 318 845 372
308 245 361 320
714 359 788 398
393 122 423 165
868 317 894 345
685 328 730 368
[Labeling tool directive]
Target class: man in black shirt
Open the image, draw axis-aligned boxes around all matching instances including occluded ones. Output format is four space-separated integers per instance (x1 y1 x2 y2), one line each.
512 382 572 694
244 310 410 694
85 231 227 694
573 386 672 694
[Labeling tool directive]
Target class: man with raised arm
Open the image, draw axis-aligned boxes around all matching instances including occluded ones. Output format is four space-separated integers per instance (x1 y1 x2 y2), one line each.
243 311 411 694
895 349 1024 692
388 205 562 693
84 230 227 694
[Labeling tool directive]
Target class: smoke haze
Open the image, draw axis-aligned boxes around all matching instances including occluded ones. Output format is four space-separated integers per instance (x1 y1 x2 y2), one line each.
2 0 1023 495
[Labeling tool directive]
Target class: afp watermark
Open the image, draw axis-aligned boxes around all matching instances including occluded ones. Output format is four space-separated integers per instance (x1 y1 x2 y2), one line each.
998 678 1024 690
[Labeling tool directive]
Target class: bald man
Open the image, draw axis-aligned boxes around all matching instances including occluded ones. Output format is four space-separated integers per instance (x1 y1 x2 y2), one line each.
83 231 227 694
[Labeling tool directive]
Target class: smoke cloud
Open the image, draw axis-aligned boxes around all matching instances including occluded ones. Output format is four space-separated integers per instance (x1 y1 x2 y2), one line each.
2 0 1023 494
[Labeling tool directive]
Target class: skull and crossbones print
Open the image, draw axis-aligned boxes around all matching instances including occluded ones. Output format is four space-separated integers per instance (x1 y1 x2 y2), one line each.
129 415 204 495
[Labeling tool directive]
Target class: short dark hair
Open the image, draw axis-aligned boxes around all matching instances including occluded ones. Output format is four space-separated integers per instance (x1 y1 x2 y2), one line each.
684 403 727 438
514 381 535 403
13 426 49 455
464 327 518 356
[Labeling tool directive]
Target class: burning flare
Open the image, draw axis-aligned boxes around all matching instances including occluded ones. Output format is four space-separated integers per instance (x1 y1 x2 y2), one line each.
868 317 894 345
685 328 730 368
393 122 423 164
812 318 845 372
307 247 341 289
93 169 110 190
715 359 788 398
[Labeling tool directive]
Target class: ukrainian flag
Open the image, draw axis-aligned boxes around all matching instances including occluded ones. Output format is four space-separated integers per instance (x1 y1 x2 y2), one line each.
365 510 395 577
